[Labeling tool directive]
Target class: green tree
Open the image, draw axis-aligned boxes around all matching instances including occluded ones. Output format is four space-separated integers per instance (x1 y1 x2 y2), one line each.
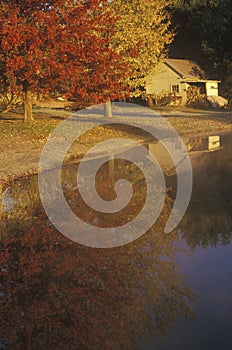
171 0 232 98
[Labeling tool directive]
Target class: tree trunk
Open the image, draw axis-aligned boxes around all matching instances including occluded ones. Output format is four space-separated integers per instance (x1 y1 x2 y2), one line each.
24 90 34 123
147 95 155 108
104 98 112 118
1 93 14 113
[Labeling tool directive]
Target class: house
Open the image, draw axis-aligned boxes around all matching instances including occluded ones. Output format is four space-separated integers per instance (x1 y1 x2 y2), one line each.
146 58 221 106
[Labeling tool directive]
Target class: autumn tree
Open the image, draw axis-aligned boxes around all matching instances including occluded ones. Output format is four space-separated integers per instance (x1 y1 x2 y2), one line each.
108 0 174 98
0 0 130 122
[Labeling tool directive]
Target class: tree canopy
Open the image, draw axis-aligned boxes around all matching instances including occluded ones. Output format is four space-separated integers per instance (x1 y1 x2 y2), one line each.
3 0 230 121
0 0 130 121
109 0 174 97
171 0 232 97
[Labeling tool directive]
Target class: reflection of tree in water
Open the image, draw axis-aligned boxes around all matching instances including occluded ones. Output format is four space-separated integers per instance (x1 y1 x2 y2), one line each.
0 167 196 350
180 141 232 250
0 178 40 235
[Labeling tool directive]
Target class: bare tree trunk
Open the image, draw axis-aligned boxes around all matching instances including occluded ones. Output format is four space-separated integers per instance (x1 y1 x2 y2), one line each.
147 95 155 108
1 92 15 113
24 90 34 123
104 98 112 118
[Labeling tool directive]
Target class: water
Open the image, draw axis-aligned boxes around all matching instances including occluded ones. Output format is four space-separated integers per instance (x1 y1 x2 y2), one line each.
0 133 232 349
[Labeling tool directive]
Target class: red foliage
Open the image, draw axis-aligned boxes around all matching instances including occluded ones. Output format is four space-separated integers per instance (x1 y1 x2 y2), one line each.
0 0 131 104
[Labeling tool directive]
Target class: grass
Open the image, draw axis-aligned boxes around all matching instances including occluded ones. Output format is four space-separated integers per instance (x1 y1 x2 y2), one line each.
0 109 66 141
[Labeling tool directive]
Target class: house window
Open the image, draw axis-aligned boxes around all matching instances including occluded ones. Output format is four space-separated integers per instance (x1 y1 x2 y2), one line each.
172 85 180 94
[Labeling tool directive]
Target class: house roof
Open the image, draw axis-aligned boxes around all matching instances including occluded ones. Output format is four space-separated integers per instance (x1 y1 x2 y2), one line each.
165 59 207 80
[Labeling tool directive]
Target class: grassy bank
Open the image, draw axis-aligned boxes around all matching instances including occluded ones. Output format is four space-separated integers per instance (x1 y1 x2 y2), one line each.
1 106 232 183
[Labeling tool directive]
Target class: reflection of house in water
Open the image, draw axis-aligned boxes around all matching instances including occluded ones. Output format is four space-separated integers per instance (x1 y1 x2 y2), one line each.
145 135 222 176
186 135 221 153
146 138 187 176
65 135 222 183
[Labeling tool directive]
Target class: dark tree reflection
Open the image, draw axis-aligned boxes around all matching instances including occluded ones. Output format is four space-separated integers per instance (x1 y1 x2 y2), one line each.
0 168 196 350
180 135 232 250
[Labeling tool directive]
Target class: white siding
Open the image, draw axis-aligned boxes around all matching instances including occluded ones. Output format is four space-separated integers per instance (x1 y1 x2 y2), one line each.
146 63 182 95
206 81 218 96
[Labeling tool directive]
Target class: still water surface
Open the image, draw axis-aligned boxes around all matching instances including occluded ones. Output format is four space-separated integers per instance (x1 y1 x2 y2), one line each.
0 133 232 349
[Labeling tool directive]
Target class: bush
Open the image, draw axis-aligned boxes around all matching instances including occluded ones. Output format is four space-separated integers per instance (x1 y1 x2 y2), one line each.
186 86 208 108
